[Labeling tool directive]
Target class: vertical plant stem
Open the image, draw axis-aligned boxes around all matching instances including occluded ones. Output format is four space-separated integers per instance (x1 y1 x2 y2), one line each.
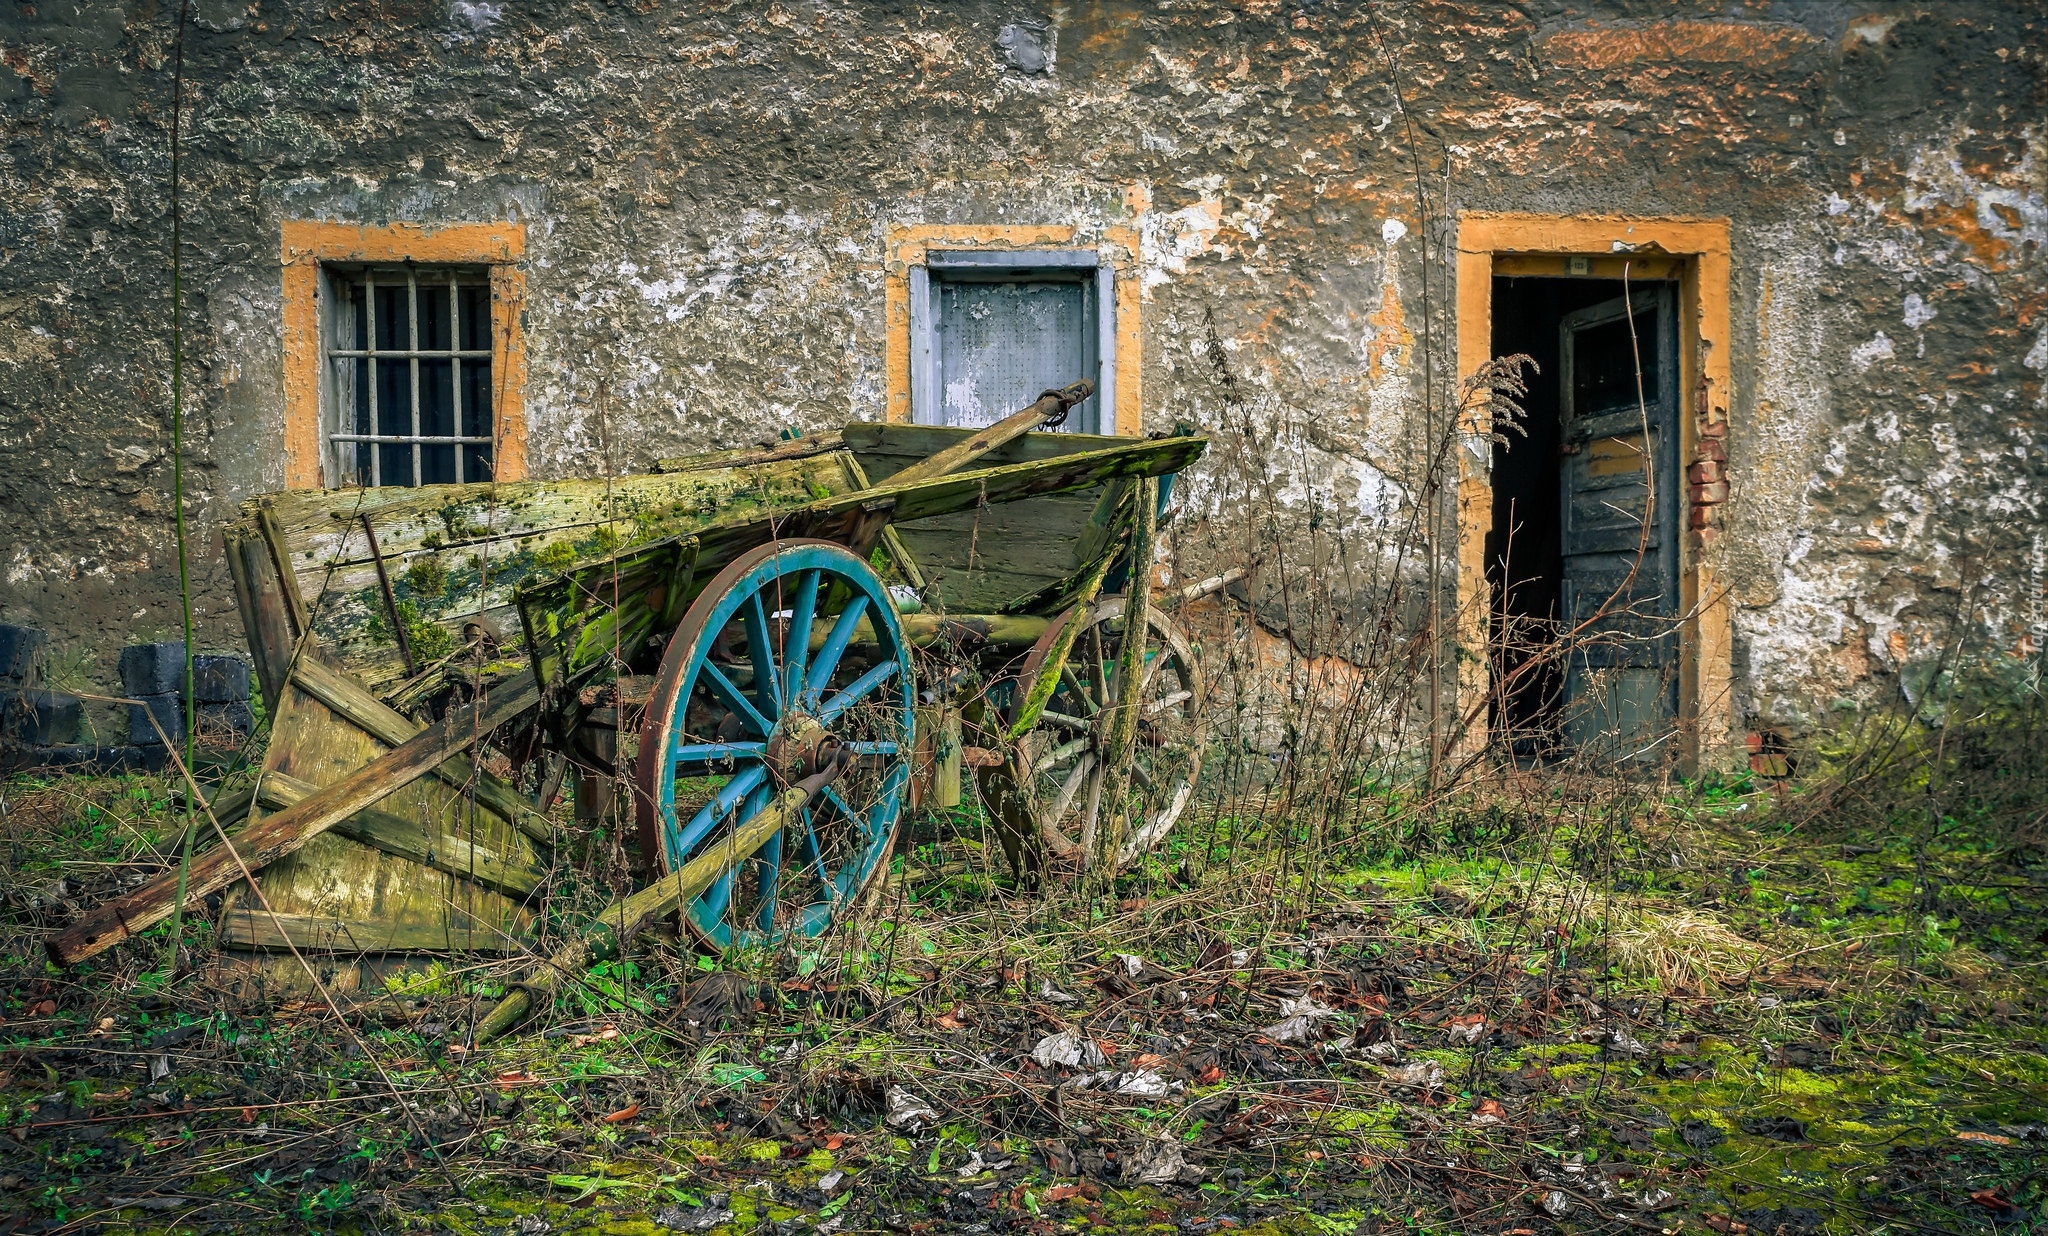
165 0 198 973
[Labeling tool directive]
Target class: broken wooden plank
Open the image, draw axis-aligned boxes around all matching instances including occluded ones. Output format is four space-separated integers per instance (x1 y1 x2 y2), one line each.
233 666 543 978
219 908 528 954
46 674 542 967
286 653 552 847
224 524 304 714
248 770 548 900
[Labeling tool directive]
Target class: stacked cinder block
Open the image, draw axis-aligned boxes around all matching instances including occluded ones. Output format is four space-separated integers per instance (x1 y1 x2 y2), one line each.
120 642 254 753
0 628 256 771
2 623 83 754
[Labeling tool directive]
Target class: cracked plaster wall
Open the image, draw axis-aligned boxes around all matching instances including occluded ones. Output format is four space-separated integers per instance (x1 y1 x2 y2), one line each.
0 0 2041 740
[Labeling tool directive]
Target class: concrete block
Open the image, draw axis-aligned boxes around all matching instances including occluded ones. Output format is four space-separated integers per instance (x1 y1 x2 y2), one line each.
191 654 251 702
3 689 81 746
0 743 155 773
119 642 187 698
0 624 47 687
195 700 255 743
128 693 185 746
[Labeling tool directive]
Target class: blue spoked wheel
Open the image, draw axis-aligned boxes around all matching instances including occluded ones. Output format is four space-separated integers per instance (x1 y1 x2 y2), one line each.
635 539 915 948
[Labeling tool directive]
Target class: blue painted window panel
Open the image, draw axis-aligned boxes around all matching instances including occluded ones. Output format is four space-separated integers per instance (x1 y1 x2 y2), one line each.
911 251 1112 435
935 278 1096 431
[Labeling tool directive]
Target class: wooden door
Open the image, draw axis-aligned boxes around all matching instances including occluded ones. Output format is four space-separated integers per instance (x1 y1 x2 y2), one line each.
1557 286 1681 761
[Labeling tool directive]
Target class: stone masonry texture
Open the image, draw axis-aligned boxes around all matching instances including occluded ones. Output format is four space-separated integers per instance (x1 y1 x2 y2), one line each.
0 1 2041 748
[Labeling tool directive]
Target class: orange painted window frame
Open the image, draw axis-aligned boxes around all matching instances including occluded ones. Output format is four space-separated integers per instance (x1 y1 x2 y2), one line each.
1454 214 1735 772
280 221 528 489
883 224 1143 434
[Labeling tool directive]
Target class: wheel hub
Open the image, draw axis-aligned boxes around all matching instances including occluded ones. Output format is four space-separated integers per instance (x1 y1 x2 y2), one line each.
766 710 839 789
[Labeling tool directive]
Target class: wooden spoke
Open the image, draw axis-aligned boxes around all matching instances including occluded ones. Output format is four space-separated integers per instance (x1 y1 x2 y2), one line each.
1061 663 1099 715
1048 753 1095 824
700 660 773 737
818 659 900 724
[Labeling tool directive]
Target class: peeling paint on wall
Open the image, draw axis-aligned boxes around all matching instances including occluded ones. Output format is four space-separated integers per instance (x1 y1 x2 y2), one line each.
0 0 2039 740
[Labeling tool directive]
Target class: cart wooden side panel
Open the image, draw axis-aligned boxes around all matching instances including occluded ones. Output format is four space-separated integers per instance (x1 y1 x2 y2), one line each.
252 444 858 693
213 520 550 981
843 424 1131 614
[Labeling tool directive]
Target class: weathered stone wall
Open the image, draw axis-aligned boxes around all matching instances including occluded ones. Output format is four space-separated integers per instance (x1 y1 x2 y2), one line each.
1 1 2041 746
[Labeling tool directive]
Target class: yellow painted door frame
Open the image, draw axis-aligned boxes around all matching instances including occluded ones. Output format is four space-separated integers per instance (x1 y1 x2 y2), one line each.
1454 214 1736 773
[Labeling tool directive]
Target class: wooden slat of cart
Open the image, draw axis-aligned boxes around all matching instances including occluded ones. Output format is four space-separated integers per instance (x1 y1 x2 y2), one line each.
253 449 859 693
214 517 550 966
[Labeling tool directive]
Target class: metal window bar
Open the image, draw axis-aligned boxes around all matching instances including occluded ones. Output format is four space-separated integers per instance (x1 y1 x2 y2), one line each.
326 267 494 487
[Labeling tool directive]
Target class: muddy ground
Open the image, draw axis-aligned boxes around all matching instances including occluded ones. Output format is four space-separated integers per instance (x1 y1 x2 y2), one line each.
1 770 2043 1235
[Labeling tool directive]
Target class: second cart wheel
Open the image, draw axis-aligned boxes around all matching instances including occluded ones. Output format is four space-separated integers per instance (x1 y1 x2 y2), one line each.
636 539 914 948
1006 596 1205 873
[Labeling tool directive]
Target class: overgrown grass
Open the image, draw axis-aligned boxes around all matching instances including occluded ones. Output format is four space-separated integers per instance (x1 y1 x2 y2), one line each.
3 705 2043 1234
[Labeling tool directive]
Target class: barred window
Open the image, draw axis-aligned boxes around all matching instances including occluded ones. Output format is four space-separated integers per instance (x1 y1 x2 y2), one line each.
324 266 495 487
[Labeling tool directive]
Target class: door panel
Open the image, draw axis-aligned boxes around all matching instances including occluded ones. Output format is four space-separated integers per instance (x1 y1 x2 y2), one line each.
1557 286 1680 760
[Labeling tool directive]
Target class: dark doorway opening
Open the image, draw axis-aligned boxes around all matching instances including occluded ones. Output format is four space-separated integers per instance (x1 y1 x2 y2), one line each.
1488 275 1682 763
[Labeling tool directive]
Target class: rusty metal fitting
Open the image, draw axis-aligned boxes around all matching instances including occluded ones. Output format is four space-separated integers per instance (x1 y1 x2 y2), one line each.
1035 379 1096 428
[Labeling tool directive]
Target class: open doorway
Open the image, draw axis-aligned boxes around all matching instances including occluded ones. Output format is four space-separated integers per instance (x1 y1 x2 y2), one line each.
1487 275 1682 764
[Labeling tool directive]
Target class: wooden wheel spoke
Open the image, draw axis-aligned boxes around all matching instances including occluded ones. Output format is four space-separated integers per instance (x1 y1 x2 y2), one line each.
782 569 821 704
1076 762 1107 854
799 806 834 896
1145 688 1193 716
1042 735 1090 767
671 763 769 857
818 658 899 724
832 786 891 899
743 592 781 714
700 661 773 737
805 594 871 705
1087 625 1110 709
1046 753 1095 824
673 740 767 767
821 783 860 827
1038 709 1091 732
700 865 736 924
1059 664 1099 715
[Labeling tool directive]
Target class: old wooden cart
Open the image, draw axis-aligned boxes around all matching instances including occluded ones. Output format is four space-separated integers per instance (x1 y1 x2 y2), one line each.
51 383 1212 990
